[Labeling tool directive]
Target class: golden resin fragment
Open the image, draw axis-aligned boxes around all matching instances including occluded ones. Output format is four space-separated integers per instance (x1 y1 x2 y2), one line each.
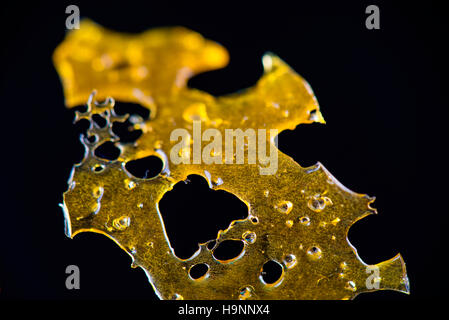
53 20 409 299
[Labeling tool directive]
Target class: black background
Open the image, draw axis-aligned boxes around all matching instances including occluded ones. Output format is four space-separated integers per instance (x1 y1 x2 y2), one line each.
0 0 446 307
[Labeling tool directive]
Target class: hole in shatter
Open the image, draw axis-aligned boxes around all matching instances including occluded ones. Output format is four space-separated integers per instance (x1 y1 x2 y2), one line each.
113 102 150 120
112 121 143 143
87 135 98 144
251 217 259 224
112 102 149 143
71 117 91 163
92 114 107 128
310 246 319 253
207 240 216 250
92 164 105 173
277 123 326 168
212 240 245 262
125 156 163 179
73 105 88 113
260 260 283 285
159 175 248 260
73 118 90 133
189 263 209 280
94 141 121 161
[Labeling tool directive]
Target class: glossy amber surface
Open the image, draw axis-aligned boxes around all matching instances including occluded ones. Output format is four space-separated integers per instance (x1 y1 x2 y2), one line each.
53 20 409 299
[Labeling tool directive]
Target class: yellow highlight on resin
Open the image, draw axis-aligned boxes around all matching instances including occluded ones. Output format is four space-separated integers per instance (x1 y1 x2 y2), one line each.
53 20 409 299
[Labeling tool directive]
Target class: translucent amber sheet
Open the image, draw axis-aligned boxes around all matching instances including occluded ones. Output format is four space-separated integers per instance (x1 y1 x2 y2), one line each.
53 20 409 300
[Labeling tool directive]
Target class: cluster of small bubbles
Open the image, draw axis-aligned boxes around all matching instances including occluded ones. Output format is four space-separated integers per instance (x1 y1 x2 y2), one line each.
275 200 293 214
92 164 105 173
299 216 311 226
285 220 293 228
307 194 332 212
307 246 322 260
242 231 257 244
345 281 357 292
171 293 184 300
86 134 98 144
283 254 297 269
125 178 136 190
113 215 131 231
238 286 254 300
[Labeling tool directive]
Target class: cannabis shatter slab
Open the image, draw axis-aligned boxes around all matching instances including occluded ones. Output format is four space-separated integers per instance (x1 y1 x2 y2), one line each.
53 20 409 300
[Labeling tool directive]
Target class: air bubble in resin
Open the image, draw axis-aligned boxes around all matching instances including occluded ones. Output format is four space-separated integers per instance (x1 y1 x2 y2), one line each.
113 215 131 231
92 164 105 173
307 194 332 212
345 281 357 292
171 293 184 300
275 200 293 214
125 178 136 190
299 216 310 226
249 216 259 224
307 246 322 260
92 186 104 198
213 177 223 187
283 254 297 269
238 286 254 300
242 231 256 244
